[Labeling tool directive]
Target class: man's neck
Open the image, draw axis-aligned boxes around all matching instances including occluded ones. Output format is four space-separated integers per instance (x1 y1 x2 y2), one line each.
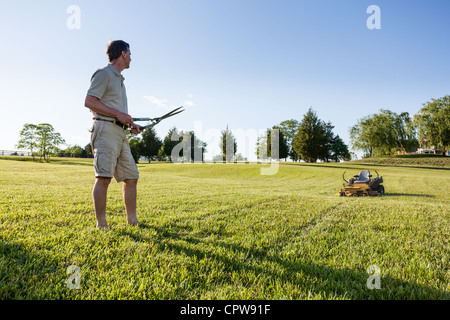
110 61 125 74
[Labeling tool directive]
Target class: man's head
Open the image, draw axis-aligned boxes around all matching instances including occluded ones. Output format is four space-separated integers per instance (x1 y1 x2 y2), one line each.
106 40 131 69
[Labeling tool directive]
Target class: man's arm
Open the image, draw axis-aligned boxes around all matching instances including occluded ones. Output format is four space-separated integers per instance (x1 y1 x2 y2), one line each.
85 95 133 125
85 95 143 134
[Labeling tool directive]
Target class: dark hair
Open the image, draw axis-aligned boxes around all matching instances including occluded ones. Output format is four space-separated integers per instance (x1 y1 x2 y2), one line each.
106 40 130 62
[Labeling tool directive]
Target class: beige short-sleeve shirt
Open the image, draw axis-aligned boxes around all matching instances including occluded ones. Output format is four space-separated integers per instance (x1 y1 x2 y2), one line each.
87 64 128 120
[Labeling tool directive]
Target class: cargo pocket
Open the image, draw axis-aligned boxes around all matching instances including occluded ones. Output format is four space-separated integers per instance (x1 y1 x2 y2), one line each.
94 152 114 177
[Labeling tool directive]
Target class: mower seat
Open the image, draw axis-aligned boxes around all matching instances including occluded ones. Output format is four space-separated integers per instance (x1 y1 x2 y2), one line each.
354 170 370 183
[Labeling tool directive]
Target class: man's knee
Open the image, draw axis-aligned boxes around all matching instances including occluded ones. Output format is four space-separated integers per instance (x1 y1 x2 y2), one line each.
96 177 112 186
123 178 138 186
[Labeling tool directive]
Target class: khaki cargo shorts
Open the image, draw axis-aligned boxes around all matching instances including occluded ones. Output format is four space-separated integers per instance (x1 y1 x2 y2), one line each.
89 120 139 182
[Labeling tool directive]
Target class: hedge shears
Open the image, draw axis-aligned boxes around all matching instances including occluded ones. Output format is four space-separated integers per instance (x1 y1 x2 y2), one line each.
133 106 185 130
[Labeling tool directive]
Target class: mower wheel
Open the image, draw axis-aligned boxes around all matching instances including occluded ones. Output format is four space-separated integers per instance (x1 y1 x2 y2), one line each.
377 185 385 195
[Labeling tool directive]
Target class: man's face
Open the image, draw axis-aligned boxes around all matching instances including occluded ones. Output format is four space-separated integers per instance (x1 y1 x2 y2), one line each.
123 49 131 69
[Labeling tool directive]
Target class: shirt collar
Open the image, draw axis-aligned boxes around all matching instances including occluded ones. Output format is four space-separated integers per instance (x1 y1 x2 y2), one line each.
107 63 125 80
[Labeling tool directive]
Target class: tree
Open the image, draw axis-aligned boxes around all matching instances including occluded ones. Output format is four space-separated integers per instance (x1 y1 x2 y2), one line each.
278 119 301 161
156 148 167 161
255 133 269 161
391 111 418 153
63 145 84 158
127 134 141 163
35 123 65 161
139 127 162 163
292 108 327 163
349 116 377 158
180 130 207 162
16 123 38 160
266 127 289 160
84 143 93 158
161 127 182 162
219 126 237 163
291 108 349 163
318 121 335 162
414 95 450 155
167 130 206 163
350 109 418 157
58 144 93 158
330 135 351 162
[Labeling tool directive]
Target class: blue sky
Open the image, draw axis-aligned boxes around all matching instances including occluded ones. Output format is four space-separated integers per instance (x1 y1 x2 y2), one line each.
1 0 449 160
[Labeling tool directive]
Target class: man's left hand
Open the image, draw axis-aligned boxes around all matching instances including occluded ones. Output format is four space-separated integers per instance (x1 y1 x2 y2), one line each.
129 123 143 135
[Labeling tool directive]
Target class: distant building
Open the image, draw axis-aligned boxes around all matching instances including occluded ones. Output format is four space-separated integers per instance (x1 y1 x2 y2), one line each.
417 147 437 154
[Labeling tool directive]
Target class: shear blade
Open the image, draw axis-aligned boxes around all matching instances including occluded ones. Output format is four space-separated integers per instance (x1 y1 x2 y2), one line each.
159 106 184 120
137 106 185 129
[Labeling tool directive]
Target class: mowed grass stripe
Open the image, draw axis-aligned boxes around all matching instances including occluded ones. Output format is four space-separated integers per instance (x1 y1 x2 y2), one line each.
0 158 448 299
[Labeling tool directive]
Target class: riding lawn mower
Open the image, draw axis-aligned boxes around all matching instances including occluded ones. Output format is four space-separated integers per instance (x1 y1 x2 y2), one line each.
338 170 385 197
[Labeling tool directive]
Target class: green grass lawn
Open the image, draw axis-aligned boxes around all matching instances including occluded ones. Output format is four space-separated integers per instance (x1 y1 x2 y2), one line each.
0 156 449 299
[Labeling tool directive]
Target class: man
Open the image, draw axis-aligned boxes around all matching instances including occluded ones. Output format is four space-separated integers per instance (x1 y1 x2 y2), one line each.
85 40 143 229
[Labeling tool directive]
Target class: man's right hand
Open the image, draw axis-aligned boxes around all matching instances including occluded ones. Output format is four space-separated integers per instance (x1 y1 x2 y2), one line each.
116 112 134 125
85 95 134 125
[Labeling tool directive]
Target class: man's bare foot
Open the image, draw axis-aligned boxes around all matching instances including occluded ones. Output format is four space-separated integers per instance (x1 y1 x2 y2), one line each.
96 223 110 230
127 218 140 226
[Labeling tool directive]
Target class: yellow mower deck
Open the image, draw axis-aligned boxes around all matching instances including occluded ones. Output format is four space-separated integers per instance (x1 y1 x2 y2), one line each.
337 183 381 197
337 170 385 197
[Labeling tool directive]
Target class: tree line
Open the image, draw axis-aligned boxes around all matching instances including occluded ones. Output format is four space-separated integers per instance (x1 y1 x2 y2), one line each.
15 94 449 162
15 110 351 163
350 95 450 157
257 108 352 163
127 113 352 164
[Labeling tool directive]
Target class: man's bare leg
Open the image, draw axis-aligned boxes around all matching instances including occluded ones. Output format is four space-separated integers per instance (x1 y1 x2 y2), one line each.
123 179 140 226
92 177 112 229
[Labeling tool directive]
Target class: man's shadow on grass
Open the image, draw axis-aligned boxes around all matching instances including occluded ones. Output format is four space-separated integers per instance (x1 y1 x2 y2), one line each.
121 223 449 300
0 239 75 299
